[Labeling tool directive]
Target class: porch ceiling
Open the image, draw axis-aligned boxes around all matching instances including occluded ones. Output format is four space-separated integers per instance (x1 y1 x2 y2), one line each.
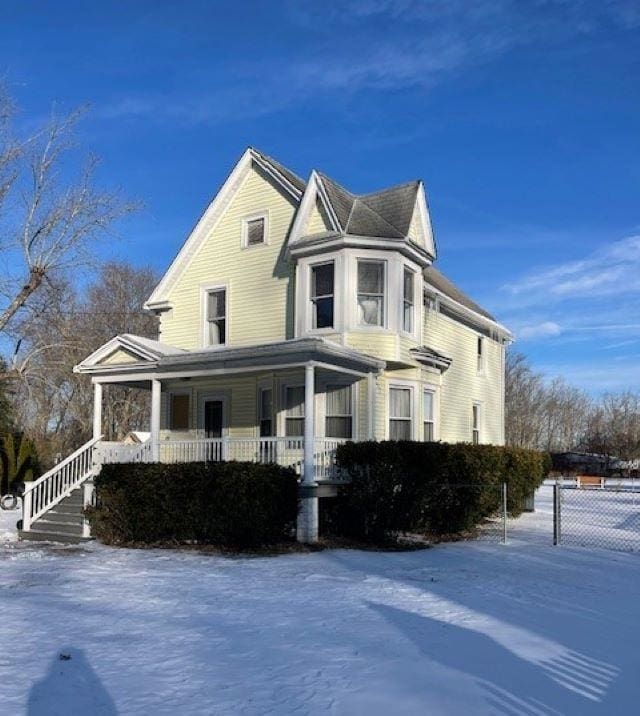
76 336 385 382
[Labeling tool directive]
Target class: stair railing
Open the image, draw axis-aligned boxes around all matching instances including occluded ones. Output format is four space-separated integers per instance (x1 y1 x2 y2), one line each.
22 436 101 532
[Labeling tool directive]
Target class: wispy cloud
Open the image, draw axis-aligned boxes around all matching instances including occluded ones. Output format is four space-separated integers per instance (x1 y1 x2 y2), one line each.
95 0 640 127
517 321 562 340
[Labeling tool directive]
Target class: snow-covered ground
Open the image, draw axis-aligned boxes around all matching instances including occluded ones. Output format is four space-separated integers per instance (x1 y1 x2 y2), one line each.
1 490 639 715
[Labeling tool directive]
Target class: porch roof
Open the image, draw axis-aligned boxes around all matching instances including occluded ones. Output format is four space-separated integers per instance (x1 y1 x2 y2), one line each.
74 335 385 381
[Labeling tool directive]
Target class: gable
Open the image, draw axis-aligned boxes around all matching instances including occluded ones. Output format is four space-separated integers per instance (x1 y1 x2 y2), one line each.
305 198 333 235
98 348 142 365
407 202 424 245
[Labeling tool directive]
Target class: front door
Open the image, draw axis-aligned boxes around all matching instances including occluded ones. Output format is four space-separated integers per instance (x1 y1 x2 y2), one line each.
204 400 224 438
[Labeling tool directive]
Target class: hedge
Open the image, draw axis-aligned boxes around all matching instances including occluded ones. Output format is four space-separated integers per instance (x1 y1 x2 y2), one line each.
86 461 299 548
327 442 550 543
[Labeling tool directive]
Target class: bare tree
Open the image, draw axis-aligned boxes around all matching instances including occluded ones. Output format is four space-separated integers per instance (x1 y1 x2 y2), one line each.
0 87 135 343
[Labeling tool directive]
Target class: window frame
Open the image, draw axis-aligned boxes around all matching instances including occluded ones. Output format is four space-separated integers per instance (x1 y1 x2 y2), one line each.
357 259 386 328
402 266 415 334
388 384 414 441
309 260 335 331
472 402 482 444
241 211 269 248
477 336 485 374
258 386 274 438
202 285 228 348
167 390 191 431
324 382 354 439
423 388 436 442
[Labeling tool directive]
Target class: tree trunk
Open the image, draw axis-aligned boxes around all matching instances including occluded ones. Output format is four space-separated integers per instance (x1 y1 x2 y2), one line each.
0 267 46 334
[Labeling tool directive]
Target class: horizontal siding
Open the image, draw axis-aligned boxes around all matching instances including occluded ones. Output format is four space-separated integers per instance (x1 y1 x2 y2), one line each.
99 348 139 365
344 331 397 362
160 163 298 350
423 306 504 445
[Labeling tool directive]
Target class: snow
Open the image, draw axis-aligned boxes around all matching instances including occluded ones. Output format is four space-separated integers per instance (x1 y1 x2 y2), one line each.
1 489 639 715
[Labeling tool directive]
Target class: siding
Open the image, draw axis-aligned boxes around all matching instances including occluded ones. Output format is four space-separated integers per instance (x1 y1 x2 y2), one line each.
423 306 504 445
99 348 140 365
159 163 298 350
344 331 398 362
305 199 332 235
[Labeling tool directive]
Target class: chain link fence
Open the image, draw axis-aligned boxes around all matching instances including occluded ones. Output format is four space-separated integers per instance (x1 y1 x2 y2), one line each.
553 482 640 553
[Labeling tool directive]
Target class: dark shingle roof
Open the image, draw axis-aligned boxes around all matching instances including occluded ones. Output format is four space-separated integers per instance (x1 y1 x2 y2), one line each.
317 173 418 240
424 267 495 321
252 148 307 194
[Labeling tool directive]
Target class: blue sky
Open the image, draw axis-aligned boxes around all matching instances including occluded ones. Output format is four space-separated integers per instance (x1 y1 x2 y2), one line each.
2 0 639 392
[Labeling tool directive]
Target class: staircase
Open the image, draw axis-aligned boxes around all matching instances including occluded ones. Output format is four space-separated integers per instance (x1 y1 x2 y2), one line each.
19 487 90 543
19 437 100 544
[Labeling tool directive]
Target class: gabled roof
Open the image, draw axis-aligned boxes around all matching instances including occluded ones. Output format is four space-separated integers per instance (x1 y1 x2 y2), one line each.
410 345 453 372
423 267 496 322
74 334 186 371
251 147 307 194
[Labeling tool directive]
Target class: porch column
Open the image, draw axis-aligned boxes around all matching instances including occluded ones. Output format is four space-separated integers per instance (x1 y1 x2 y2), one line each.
367 372 375 440
92 382 103 440
151 378 161 461
298 362 318 544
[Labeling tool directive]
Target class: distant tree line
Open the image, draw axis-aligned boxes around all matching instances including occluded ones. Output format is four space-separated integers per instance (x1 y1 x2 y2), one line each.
506 350 640 460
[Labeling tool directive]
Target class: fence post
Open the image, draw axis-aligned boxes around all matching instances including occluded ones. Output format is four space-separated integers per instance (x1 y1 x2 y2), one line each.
553 481 562 545
22 490 32 532
502 482 507 544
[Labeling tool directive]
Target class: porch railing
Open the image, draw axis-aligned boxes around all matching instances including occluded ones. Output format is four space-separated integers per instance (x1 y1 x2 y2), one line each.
99 437 348 482
22 436 101 531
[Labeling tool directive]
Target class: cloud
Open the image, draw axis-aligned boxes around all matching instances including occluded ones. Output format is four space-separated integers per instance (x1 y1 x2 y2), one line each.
96 1 640 127
517 321 562 340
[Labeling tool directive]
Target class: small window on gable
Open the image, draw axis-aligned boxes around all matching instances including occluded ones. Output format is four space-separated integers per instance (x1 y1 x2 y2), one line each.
170 394 190 430
206 288 226 346
244 216 266 247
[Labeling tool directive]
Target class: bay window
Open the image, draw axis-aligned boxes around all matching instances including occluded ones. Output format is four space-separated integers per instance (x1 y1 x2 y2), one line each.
325 384 352 438
389 386 412 440
357 260 385 326
403 268 414 332
311 262 334 329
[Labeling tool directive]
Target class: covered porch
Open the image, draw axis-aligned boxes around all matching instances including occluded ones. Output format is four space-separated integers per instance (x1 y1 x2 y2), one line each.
78 335 385 485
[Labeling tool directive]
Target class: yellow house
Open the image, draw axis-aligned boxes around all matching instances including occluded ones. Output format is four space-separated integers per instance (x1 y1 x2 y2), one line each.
21 147 511 543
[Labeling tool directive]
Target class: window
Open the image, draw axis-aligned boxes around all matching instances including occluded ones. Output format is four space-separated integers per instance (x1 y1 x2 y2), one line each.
169 393 190 430
389 387 412 440
472 403 481 444
325 384 352 438
244 216 266 246
477 336 484 373
258 388 273 437
311 262 334 329
423 390 435 441
284 386 305 437
206 288 226 346
403 268 414 333
357 260 385 326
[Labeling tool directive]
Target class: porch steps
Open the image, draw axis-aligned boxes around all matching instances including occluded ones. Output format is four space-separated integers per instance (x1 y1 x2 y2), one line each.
19 488 90 544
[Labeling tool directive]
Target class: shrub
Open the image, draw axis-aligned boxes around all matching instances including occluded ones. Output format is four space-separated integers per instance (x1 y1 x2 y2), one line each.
0 433 40 495
87 461 299 549
330 441 549 543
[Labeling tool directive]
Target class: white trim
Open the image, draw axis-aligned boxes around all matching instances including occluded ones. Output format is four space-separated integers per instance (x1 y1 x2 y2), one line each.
422 386 438 442
145 148 302 309
318 376 356 440
289 172 339 245
471 400 483 444
241 210 269 248
257 380 275 438
414 182 436 259
387 379 418 440
476 335 486 376
356 258 387 329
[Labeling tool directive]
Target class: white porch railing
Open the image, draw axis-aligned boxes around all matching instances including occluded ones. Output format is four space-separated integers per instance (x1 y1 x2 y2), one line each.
22 436 101 531
99 437 349 482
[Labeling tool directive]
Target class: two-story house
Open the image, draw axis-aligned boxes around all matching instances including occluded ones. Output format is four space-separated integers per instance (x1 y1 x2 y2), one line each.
20 147 511 543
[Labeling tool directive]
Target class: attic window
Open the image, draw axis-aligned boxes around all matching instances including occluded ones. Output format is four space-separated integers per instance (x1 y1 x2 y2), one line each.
243 215 266 247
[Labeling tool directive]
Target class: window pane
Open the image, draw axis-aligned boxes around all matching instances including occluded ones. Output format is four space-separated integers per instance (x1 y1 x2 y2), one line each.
358 296 383 326
326 384 351 415
313 297 334 329
404 269 413 302
171 394 190 430
358 261 384 294
247 217 265 245
403 301 413 332
326 417 352 439
390 388 411 419
472 404 479 429
207 289 225 320
424 422 434 441
390 419 411 440
260 389 272 420
311 263 334 297
285 417 304 437
423 391 434 421
208 318 225 345
285 386 305 417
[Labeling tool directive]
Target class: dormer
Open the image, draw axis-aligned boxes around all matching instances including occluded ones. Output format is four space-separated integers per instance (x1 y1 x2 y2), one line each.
289 171 436 358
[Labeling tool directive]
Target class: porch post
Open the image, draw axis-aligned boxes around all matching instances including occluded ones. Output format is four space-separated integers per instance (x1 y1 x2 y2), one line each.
151 378 161 461
367 372 375 440
298 362 318 544
92 382 103 440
